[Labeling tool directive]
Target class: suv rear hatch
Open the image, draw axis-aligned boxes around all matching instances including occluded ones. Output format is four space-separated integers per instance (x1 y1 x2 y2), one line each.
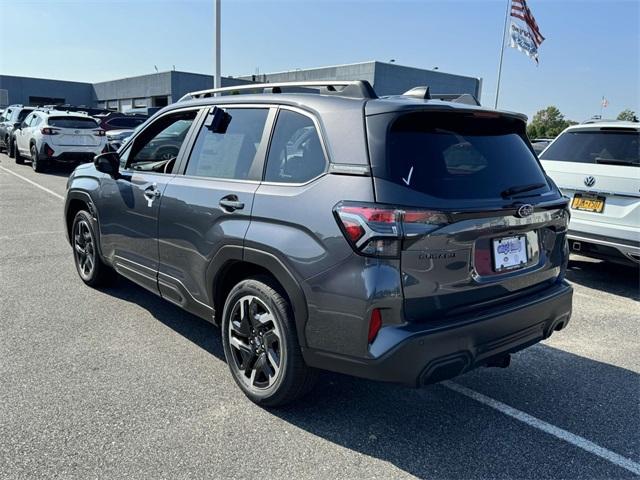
539 126 640 228
47 116 102 147
365 108 569 321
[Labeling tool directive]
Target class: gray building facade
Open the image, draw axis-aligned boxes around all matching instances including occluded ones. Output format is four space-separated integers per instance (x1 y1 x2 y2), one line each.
239 61 482 99
0 61 481 111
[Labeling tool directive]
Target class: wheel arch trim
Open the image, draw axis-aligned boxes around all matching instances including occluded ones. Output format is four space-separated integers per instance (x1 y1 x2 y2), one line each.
208 245 309 348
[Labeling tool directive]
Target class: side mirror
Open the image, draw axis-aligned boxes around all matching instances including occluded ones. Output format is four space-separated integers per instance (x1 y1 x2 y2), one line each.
94 152 120 178
14 122 22 130
204 106 232 133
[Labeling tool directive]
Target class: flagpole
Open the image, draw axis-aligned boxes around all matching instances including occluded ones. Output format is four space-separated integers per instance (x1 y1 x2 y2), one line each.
214 0 221 93
494 0 511 109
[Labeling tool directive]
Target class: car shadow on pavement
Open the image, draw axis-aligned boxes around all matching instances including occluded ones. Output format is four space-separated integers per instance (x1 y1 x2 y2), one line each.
104 276 638 479
103 277 226 363
567 256 639 300
271 345 639 479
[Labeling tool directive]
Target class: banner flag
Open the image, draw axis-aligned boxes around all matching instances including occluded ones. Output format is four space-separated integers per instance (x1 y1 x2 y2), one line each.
509 0 545 64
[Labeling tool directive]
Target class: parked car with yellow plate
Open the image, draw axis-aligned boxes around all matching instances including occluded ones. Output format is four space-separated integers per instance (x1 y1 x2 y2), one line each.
540 121 640 266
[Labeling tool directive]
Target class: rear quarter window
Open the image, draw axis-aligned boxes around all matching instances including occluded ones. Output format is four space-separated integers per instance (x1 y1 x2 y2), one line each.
48 117 98 129
374 112 549 199
540 129 639 166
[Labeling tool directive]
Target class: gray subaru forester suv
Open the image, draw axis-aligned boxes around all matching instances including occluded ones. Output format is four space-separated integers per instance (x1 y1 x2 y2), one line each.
64 81 573 406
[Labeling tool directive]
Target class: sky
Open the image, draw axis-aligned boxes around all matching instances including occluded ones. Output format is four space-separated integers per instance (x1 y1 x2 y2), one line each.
0 0 638 122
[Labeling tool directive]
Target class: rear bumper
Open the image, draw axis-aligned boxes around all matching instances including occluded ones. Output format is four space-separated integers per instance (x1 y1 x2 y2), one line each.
568 230 640 265
303 281 573 386
39 143 103 163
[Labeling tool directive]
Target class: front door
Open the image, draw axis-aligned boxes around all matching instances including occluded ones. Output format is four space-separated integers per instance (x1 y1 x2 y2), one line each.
97 108 201 294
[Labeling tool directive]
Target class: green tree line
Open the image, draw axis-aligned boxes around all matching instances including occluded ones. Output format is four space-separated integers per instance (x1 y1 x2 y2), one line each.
526 107 637 139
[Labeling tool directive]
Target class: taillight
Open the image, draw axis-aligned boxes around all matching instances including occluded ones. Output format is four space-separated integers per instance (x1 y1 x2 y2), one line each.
41 127 59 135
94 130 106 137
334 202 449 258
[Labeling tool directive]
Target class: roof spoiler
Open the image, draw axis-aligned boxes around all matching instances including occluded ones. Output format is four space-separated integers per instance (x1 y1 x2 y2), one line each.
179 80 378 102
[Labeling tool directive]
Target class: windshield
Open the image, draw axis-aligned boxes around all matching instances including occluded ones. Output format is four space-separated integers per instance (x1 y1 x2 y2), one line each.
540 129 639 166
48 117 99 129
378 112 549 199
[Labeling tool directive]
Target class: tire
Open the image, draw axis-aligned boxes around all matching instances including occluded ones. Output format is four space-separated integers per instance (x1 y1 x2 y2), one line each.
10 137 20 161
222 276 317 407
155 146 179 161
71 210 115 288
31 144 46 172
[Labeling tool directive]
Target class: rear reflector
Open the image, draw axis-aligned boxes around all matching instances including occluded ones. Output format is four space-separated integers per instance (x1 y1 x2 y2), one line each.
368 308 382 343
44 144 54 157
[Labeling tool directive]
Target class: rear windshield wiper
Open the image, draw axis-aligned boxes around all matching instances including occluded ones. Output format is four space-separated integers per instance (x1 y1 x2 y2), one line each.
595 158 638 166
501 183 546 198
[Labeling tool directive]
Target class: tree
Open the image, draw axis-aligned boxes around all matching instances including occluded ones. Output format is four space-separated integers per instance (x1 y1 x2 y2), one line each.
617 109 637 122
527 106 576 139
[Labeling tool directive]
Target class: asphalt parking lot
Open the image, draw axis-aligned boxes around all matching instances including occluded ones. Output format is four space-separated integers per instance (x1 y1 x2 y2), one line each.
0 154 638 480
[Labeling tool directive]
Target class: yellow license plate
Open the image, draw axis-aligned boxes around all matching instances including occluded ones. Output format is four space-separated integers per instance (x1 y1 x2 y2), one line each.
572 194 605 213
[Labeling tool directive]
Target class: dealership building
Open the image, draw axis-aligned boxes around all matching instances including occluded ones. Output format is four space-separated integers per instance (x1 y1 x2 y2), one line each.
0 61 482 112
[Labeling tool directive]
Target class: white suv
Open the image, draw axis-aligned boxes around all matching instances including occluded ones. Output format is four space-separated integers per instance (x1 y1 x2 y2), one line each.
540 121 640 266
11 110 106 172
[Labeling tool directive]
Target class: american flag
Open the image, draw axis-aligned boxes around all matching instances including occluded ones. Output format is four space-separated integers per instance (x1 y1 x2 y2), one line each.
511 0 545 47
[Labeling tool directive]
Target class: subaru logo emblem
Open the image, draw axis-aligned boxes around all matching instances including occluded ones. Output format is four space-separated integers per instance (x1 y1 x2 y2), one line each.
584 176 596 187
516 204 534 218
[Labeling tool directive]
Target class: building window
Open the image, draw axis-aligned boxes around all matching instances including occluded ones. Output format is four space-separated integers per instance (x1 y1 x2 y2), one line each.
133 98 149 108
107 100 118 110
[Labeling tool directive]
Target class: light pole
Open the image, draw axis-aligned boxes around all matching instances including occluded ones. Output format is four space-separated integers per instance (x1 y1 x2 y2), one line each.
214 0 221 91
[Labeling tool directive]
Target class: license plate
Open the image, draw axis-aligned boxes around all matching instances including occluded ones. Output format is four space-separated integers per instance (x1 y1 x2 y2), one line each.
571 193 605 213
492 235 528 272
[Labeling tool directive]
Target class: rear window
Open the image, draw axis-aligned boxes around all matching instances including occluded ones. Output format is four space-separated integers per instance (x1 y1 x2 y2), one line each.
48 117 98 129
379 112 549 199
540 130 639 167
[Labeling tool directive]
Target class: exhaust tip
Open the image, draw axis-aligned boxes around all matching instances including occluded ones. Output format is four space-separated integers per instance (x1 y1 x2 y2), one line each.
486 354 511 369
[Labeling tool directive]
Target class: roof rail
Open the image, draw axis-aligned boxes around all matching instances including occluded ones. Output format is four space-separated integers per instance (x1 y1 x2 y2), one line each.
178 80 378 102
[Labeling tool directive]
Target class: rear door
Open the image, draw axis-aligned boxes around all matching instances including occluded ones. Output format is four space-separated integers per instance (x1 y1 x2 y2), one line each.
157 106 273 314
15 112 36 153
366 109 569 321
540 127 640 228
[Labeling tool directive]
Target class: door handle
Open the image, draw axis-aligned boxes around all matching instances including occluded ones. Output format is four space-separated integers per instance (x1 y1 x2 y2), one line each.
143 184 161 198
219 195 245 212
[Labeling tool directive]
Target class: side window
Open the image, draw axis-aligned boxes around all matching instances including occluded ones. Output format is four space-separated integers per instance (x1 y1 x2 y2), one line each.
264 110 326 183
185 108 268 180
22 113 35 127
125 110 197 174
32 115 43 127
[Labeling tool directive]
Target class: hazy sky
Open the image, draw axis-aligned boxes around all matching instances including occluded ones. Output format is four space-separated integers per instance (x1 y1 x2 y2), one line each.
1 0 638 122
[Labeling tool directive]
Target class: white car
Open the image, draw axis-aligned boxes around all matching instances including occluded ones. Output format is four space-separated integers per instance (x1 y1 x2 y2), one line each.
539 121 640 266
11 110 106 172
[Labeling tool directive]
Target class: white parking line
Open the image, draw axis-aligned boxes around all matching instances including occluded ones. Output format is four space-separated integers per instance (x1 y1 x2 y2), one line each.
0 165 64 200
443 381 640 476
